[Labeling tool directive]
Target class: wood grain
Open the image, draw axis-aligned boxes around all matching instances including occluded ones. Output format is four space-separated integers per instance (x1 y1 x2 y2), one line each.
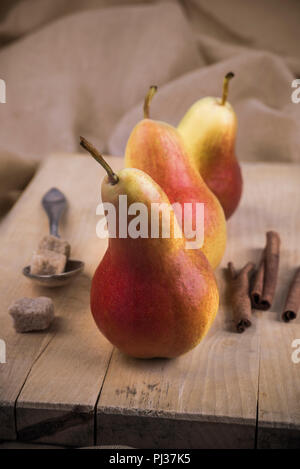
96 163 300 449
245 164 300 448
1 157 299 448
0 154 119 445
257 313 300 448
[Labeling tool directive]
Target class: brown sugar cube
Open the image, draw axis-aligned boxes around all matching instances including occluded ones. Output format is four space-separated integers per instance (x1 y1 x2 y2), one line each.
38 234 71 258
30 249 66 275
9 297 54 333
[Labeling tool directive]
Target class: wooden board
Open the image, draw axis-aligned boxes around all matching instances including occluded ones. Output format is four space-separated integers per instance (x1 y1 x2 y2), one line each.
96 162 300 449
0 155 299 448
96 235 261 448
0 154 119 445
257 313 300 448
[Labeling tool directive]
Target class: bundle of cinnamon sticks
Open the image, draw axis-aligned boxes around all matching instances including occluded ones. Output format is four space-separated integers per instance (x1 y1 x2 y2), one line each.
227 231 300 333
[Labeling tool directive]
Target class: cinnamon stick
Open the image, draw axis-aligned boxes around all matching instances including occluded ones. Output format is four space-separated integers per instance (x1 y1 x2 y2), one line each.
251 231 280 310
227 262 255 333
282 267 300 322
251 257 265 309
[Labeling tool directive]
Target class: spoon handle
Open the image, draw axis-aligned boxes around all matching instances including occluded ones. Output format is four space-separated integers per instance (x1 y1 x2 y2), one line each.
42 188 67 238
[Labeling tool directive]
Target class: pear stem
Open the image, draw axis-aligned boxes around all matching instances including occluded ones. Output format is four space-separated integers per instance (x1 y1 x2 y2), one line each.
143 85 158 119
221 72 234 105
80 136 119 185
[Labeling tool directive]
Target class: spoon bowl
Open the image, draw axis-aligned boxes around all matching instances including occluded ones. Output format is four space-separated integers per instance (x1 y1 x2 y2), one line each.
23 259 85 288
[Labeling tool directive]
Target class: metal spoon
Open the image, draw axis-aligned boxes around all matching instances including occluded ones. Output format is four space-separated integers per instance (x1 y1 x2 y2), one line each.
23 188 84 288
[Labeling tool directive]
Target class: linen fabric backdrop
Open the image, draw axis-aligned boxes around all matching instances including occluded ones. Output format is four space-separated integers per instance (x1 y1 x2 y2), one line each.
0 0 300 218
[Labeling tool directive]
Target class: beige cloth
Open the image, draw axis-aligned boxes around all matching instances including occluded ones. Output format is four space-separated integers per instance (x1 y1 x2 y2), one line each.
0 0 300 216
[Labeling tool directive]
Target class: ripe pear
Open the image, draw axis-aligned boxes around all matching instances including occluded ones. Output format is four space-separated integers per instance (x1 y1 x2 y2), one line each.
80 137 219 359
178 73 242 219
125 87 226 269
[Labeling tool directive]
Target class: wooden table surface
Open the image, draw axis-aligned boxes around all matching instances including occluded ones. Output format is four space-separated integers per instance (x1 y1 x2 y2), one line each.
0 154 299 449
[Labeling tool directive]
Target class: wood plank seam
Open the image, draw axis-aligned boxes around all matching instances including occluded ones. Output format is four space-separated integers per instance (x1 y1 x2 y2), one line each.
2 158 298 448
93 348 114 446
254 336 262 449
14 333 58 440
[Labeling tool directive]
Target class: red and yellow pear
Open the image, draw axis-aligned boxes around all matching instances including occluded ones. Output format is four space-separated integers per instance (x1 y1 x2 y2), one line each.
178 72 242 219
80 137 219 359
125 87 226 269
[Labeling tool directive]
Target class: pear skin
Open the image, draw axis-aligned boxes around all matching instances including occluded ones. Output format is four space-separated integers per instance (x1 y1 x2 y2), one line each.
178 73 242 219
81 137 219 359
125 99 227 269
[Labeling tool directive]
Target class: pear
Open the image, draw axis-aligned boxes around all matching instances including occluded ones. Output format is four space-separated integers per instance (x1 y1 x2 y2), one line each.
125 87 226 269
178 72 242 219
80 137 219 359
